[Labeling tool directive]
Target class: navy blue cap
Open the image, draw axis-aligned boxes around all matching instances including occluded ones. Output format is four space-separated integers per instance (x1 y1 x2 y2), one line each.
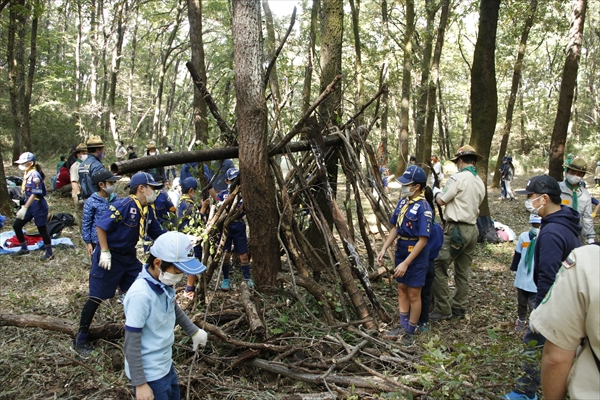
397 165 427 185
515 175 561 197
181 177 198 192
130 172 162 188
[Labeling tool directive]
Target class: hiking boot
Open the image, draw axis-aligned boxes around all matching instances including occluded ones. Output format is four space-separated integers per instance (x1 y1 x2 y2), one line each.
417 322 429 333
400 332 416 346
384 325 408 339
117 293 126 305
452 308 466 320
501 392 537 400
71 341 94 358
244 279 255 289
429 311 452 321
221 279 230 292
515 318 527 332
13 248 30 256
40 253 54 261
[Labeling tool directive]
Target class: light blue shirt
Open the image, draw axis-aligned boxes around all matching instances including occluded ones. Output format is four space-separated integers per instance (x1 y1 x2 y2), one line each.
124 267 177 383
513 232 537 293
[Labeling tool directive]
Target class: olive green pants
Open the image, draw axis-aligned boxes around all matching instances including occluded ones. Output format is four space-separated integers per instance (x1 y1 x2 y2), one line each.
431 222 479 315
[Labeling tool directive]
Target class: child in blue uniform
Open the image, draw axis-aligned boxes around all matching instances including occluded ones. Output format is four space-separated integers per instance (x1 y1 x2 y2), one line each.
509 214 542 331
73 172 167 357
13 152 54 261
124 232 207 400
377 166 432 344
82 170 121 256
218 168 253 290
178 177 210 299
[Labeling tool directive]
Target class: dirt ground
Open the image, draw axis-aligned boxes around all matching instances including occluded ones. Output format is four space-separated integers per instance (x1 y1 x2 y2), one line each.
0 165 597 399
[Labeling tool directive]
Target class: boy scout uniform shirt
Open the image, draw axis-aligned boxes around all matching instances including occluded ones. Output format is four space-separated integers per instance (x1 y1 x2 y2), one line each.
23 169 47 198
153 190 176 227
438 170 485 225
389 196 432 267
530 245 600 399
559 180 595 243
96 195 165 253
78 154 105 199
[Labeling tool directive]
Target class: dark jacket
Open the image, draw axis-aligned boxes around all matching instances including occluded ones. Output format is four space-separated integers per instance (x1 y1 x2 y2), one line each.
533 205 581 306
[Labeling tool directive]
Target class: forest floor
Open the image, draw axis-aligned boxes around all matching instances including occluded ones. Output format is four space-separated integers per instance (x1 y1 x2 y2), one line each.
0 166 598 400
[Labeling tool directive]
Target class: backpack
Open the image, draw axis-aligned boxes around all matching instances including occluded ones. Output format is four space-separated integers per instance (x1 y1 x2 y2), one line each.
51 212 76 227
476 216 499 244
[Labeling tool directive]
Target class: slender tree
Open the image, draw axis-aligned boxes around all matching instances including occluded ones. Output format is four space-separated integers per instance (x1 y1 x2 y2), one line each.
301 0 318 114
232 0 280 289
188 0 209 144
491 0 538 188
470 0 501 217
548 0 587 180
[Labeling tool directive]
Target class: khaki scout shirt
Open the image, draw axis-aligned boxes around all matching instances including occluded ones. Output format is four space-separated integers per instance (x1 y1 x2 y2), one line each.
439 169 485 225
530 245 600 399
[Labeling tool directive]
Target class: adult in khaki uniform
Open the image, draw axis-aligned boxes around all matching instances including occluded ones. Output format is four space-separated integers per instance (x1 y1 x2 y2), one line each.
429 145 485 320
558 158 595 244
530 244 600 399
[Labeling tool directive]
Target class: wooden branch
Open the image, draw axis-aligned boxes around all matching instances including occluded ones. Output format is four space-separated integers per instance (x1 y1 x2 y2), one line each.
0 313 123 340
186 62 234 140
265 7 296 84
340 85 387 131
193 320 290 352
240 282 265 336
269 75 342 157
111 135 343 175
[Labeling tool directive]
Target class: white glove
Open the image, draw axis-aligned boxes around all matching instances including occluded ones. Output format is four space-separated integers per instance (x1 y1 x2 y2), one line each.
588 238 596 244
187 234 199 246
16 206 28 220
99 250 112 270
192 328 208 350
432 186 442 198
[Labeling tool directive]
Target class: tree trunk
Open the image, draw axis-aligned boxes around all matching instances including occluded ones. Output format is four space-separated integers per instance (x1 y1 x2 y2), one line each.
469 0 500 218
348 0 364 126
301 0 318 114
232 0 280 290
380 1 390 160
8 0 28 160
0 147 12 215
424 0 449 167
318 0 343 127
188 0 209 144
22 4 37 153
395 0 414 177
548 0 587 181
262 0 282 106
414 0 436 163
127 13 138 137
491 0 537 188
108 0 127 142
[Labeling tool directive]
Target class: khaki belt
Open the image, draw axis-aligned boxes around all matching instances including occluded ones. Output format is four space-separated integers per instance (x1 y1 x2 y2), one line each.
398 236 418 241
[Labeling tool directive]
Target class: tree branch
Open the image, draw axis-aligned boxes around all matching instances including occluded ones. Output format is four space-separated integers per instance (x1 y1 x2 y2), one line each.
265 6 296 85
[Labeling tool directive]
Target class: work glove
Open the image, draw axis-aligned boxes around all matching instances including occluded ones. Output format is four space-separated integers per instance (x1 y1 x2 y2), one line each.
593 212 597 218
588 238 596 244
192 328 208 350
432 186 442 199
16 206 28 220
99 250 112 270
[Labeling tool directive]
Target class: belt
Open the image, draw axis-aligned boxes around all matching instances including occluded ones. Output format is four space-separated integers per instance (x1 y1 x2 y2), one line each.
398 236 418 241
447 221 474 226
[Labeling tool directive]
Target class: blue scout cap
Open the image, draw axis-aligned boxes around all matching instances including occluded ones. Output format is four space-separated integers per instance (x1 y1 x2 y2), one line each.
397 165 427 185
529 214 542 224
181 177 198 192
129 172 162 188
515 175 561 197
150 231 206 275
226 168 239 181
15 152 36 164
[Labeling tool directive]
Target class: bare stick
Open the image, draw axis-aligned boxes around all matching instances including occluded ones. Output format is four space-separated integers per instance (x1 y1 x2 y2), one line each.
265 7 297 84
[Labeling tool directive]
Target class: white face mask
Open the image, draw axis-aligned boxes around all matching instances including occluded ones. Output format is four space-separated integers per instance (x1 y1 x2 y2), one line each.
145 188 157 204
18 164 27 171
80 154 88 162
525 195 544 216
529 227 540 236
566 174 582 186
103 184 115 195
149 151 156 156
400 185 416 198
158 270 184 286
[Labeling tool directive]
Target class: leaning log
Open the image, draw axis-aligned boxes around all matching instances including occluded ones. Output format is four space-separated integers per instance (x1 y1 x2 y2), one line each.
110 135 343 175
0 313 123 340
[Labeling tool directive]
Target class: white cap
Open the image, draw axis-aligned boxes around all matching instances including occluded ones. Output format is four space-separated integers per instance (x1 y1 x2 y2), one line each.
150 232 206 275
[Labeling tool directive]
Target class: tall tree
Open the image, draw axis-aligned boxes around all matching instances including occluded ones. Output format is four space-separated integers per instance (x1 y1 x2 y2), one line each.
395 0 415 176
470 0 501 217
262 0 282 106
318 0 343 126
548 0 587 180
491 0 538 188
348 0 364 126
188 0 209 144
108 0 127 142
301 0 318 114
231 0 279 289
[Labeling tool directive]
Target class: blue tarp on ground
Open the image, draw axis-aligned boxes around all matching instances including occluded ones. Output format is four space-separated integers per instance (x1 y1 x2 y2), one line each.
0 230 74 255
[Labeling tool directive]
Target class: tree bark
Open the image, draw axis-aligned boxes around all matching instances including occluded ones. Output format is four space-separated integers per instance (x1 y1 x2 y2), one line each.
395 0 414 177
0 147 12 215
491 0 537 188
548 0 587 181
108 0 127 142
188 0 209 144
262 0 282 106
8 0 28 160
318 0 343 126
348 0 364 126
232 0 280 290
469 0 501 218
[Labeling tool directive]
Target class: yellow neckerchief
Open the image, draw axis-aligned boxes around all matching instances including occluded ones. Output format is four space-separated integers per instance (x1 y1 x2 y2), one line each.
130 195 154 241
180 194 194 219
21 165 36 192
397 194 426 228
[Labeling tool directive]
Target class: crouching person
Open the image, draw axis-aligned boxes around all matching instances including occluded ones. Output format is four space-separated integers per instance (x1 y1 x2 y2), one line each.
124 231 208 400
